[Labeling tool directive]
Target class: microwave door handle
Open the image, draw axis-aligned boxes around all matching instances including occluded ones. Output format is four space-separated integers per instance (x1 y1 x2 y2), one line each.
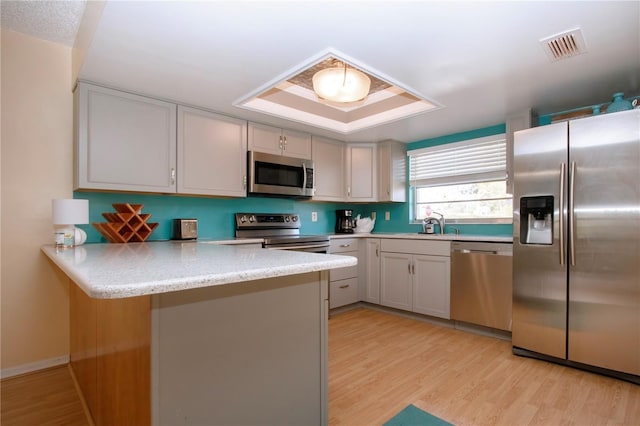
302 162 307 191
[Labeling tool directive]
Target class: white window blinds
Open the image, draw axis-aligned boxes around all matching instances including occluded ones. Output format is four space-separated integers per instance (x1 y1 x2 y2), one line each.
408 134 507 187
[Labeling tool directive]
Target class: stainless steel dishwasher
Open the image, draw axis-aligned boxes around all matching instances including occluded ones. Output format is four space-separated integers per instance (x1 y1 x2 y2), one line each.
451 241 513 331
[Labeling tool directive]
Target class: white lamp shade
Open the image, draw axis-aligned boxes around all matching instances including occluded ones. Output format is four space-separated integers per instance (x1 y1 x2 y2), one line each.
52 199 89 225
312 67 371 103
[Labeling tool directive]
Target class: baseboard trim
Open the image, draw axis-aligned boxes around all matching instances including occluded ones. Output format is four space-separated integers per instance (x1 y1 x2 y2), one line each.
1 355 70 379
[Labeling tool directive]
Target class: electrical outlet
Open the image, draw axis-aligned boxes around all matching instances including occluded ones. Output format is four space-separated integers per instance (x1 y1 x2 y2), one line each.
385 211 390 221
311 212 318 222
371 211 376 220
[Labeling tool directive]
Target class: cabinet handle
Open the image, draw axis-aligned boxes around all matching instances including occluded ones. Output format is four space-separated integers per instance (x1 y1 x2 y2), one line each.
339 244 351 248
347 186 351 197
408 262 411 274
339 284 349 289
375 246 379 257
243 175 247 189
283 136 287 150
279 136 283 150
170 168 176 185
412 263 415 274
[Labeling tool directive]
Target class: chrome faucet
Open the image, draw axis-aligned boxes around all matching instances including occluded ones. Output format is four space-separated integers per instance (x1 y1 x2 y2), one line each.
431 211 445 234
422 212 445 234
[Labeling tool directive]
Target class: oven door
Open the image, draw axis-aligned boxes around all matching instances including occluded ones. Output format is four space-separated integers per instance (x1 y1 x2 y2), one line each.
248 151 314 197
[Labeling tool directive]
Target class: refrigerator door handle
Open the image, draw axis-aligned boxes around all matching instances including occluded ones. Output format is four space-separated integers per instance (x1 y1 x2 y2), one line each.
559 162 566 265
569 161 577 266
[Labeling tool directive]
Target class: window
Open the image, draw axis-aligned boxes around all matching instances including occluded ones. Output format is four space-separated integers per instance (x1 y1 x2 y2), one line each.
408 134 512 223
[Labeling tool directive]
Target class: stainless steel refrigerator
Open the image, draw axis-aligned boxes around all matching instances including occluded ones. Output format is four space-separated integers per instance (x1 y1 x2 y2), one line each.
512 108 639 383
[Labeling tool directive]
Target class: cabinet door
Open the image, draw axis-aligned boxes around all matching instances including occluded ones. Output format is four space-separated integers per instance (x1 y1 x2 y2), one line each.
312 136 345 201
363 239 381 303
247 123 311 159
282 129 312 159
412 255 450 319
247 122 284 156
75 83 177 192
346 144 377 201
177 106 247 197
378 140 406 203
380 252 412 310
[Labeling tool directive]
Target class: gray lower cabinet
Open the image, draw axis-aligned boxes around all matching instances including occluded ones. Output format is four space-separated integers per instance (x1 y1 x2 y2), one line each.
329 238 359 308
379 239 451 319
362 238 381 303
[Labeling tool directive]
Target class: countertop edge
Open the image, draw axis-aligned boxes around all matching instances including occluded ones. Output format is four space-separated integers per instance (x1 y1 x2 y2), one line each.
328 233 513 243
41 244 356 299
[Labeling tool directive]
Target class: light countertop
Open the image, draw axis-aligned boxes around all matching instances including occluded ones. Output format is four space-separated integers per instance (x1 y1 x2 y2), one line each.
42 242 356 299
328 233 513 243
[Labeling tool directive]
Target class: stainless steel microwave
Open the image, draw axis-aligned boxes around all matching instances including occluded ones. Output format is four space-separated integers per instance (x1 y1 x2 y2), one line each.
248 151 315 198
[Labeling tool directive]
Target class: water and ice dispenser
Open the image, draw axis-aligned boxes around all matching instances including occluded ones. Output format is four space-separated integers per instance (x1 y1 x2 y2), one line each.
520 196 554 245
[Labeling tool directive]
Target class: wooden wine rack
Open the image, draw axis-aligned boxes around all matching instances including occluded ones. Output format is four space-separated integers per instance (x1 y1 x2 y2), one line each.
93 203 158 243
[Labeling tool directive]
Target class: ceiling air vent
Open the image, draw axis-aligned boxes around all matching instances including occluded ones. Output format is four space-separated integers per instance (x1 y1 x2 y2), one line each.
540 28 587 62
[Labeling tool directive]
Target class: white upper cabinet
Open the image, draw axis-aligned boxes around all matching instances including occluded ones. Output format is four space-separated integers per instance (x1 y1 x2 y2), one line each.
505 109 532 194
248 122 311 159
377 140 407 203
75 82 177 193
346 143 377 202
177 106 247 197
311 136 345 201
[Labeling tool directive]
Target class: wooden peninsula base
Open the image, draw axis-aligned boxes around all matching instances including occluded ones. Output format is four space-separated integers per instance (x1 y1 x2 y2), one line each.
70 272 329 425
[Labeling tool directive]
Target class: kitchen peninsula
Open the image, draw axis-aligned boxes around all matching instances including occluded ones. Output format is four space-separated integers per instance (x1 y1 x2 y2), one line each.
42 242 356 426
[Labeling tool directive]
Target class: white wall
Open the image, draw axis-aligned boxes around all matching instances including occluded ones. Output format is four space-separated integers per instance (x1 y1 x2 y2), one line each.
1 29 73 374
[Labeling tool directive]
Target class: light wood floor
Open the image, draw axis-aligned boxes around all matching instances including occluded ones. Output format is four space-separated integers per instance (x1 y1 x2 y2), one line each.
329 308 640 426
2 307 639 425
1 365 88 425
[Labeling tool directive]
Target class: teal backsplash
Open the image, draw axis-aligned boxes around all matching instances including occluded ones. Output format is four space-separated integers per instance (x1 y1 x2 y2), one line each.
406 123 506 151
75 191 351 243
76 191 513 243
351 203 512 236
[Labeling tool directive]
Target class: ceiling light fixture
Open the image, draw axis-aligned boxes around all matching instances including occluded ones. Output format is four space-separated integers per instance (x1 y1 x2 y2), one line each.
312 63 371 103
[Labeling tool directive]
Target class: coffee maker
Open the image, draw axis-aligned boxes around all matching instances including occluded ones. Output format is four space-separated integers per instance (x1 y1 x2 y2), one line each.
335 209 355 234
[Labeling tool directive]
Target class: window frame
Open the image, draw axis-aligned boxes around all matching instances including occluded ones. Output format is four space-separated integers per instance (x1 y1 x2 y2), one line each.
408 133 513 225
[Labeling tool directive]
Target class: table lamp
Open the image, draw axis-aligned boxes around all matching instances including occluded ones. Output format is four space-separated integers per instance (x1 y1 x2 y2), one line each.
52 199 89 247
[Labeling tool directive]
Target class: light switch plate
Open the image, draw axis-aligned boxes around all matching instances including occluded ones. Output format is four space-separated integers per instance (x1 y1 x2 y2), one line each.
311 212 318 222
385 211 390 220
371 212 376 220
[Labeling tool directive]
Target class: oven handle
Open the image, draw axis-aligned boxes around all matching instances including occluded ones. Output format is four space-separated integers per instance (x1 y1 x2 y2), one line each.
266 243 330 251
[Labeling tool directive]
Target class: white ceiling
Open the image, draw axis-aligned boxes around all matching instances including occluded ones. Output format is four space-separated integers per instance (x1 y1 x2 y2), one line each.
3 1 639 143
0 0 85 47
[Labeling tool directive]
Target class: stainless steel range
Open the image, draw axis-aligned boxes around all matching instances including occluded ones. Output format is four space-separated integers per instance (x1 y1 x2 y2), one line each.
235 213 330 253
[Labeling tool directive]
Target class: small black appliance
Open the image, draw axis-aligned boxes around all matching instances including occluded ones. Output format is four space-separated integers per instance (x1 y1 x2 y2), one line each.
335 209 355 234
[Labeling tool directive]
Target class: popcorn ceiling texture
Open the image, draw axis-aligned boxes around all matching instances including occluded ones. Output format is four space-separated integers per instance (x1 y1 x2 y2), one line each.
0 0 86 46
